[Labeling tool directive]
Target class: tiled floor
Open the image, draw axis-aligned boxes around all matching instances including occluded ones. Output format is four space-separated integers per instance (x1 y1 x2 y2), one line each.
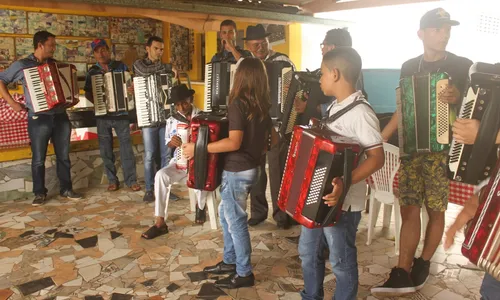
0 184 483 300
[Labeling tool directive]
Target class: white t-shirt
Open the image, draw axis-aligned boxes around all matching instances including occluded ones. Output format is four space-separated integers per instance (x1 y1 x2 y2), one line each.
326 91 383 212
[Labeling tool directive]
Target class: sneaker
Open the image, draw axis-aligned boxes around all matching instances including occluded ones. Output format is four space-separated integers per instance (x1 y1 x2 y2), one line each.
60 190 83 200
411 257 430 290
371 267 416 297
143 191 154 203
170 192 180 201
32 194 46 206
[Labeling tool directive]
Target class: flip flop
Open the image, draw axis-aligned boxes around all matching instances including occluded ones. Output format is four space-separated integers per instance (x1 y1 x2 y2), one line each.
141 225 168 239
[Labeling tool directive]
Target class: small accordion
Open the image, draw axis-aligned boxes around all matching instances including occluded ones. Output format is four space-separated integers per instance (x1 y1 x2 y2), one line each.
448 62 500 184
134 73 172 128
175 123 190 170
462 158 500 280
280 70 330 139
24 62 79 113
92 71 134 116
277 125 360 228
264 61 293 121
397 72 450 155
187 113 229 191
203 62 236 112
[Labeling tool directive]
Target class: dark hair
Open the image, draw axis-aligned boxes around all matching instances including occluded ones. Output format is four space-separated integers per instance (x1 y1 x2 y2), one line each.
146 36 164 47
322 47 362 85
33 31 56 50
229 58 270 121
324 28 352 47
220 19 237 31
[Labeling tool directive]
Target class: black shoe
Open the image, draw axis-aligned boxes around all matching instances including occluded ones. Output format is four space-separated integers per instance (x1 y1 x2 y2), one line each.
60 190 82 200
371 267 416 296
32 194 46 206
203 261 236 274
248 217 266 226
215 273 255 289
277 220 291 229
411 257 430 290
143 191 154 203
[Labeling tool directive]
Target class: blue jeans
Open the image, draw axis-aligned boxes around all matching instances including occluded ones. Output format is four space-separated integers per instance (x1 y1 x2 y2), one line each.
96 118 137 186
142 126 169 191
27 113 72 195
299 210 362 300
219 168 258 277
481 274 500 300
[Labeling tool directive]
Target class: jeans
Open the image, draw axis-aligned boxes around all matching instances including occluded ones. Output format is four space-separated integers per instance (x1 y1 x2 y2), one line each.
299 210 362 300
219 168 258 277
249 161 268 220
96 118 137 186
142 126 168 191
27 113 72 196
481 274 500 300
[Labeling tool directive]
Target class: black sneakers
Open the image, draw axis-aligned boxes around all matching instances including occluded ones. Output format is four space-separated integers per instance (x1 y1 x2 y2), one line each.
32 194 46 206
60 190 83 200
143 191 154 203
215 273 255 289
371 267 416 296
411 257 430 290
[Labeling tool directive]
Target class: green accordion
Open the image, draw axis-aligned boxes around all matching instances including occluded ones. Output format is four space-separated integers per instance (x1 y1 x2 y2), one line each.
396 72 451 155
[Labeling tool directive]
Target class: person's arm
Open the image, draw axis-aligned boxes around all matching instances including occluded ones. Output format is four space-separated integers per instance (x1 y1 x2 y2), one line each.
83 74 94 104
207 130 243 153
452 119 500 145
444 193 480 250
0 61 25 112
381 111 398 142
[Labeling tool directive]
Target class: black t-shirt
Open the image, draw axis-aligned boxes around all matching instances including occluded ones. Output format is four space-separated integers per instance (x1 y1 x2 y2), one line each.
400 52 473 102
224 98 273 172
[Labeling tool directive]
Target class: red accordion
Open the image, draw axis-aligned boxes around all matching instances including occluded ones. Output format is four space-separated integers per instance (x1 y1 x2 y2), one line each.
277 125 361 228
24 62 79 113
462 158 500 279
187 113 229 191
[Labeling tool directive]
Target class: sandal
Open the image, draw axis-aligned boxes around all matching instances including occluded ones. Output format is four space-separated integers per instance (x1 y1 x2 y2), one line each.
108 183 119 192
141 225 168 239
195 205 207 224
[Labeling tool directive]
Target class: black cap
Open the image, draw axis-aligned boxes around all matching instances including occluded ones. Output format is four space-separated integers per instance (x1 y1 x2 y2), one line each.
243 24 271 41
420 8 459 29
167 84 195 104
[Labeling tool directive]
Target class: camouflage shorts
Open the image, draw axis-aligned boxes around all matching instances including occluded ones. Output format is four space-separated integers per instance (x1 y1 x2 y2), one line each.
399 151 449 212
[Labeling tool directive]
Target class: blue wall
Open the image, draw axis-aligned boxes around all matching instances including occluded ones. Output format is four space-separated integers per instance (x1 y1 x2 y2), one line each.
362 69 401 113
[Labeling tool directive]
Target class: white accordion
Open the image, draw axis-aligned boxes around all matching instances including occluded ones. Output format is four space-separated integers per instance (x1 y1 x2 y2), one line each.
133 73 172 128
92 71 134 116
175 123 190 170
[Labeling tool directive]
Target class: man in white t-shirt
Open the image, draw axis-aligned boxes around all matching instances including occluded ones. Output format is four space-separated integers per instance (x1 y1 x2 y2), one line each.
299 47 384 300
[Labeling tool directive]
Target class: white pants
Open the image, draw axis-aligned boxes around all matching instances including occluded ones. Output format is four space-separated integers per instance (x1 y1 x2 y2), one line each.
154 161 207 218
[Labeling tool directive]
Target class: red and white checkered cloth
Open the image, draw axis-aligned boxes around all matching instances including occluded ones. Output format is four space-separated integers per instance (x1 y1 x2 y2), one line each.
369 171 475 206
0 120 29 147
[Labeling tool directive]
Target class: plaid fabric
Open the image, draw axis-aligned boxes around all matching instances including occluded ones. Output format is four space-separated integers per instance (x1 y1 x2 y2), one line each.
0 94 27 122
0 119 29 147
368 170 475 206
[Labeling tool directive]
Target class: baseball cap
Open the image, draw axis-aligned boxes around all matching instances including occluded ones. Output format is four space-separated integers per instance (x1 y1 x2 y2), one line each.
420 8 460 29
91 39 108 52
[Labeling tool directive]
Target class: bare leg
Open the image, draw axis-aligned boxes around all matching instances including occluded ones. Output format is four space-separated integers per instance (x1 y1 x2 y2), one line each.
421 207 445 261
397 205 421 272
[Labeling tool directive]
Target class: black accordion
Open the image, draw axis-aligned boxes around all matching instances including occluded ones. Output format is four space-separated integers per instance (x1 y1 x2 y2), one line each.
133 73 172 128
448 62 500 185
92 71 134 116
203 62 236 112
264 61 293 121
280 70 331 139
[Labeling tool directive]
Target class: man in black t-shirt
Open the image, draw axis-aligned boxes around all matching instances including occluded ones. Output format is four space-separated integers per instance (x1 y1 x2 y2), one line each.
373 8 473 297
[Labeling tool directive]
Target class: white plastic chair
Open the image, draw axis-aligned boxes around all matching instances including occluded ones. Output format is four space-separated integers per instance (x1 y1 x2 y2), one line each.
366 143 402 253
189 188 219 230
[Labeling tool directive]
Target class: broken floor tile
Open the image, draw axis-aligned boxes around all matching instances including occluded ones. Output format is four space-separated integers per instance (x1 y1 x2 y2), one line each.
197 283 227 299
19 230 35 238
17 277 55 296
84 296 104 300
54 232 74 239
167 283 180 293
187 271 208 282
141 279 155 287
110 231 122 240
110 294 133 300
76 236 98 248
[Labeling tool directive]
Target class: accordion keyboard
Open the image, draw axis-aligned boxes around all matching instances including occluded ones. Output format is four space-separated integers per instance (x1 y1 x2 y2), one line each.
134 76 151 127
25 67 48 112
204 64 212 112
92 75 107 116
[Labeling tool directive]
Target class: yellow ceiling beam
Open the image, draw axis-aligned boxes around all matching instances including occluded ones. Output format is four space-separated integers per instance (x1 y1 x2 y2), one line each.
303 0 443 13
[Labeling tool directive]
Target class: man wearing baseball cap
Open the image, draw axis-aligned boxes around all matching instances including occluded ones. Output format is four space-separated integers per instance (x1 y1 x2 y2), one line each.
373 8 472 296
84 39 141 192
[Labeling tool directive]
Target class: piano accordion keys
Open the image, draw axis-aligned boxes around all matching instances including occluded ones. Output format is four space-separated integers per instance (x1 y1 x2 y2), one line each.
91 71 134 116
398 72 450 155
277 125 361 228
24 62 79 113
264 61 293 121
203 62 236 112
462 158 500 280
448 62 500 185
187 113 229 191
134 73 171 128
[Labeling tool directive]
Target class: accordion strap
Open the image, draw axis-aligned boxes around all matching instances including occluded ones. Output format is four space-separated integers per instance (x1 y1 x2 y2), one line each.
323 96 374 126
